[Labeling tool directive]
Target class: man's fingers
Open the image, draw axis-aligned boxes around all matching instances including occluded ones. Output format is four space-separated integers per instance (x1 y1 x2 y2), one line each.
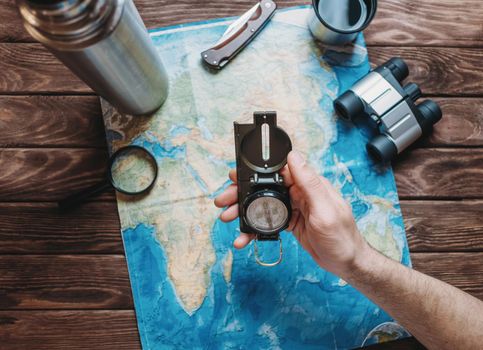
280 165 294 187
229 169 237 183
220 204 239 222
234 233 256 249
214 184 238 208
287 151 327 207
289 184 302 203
287 209 301 232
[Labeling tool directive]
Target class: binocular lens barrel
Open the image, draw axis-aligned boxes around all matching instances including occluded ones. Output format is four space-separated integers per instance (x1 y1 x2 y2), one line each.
417 99 443 134
334 90 364 121
366 135 398 163
384 57 409 82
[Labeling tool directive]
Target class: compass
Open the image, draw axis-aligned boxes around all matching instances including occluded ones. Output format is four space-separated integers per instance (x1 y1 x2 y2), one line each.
245 191 290 234
234 111 292 266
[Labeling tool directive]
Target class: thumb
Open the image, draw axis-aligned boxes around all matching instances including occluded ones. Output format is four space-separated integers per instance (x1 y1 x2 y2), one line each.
287 151 326 206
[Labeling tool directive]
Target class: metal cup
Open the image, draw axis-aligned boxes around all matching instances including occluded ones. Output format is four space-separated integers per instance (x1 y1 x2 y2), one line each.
308 0 377 45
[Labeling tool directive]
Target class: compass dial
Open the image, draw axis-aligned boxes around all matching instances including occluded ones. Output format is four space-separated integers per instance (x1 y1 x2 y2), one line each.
246 195 289 233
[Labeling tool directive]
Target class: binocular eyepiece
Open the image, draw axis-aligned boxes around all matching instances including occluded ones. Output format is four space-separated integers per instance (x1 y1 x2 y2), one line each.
334 57 442 162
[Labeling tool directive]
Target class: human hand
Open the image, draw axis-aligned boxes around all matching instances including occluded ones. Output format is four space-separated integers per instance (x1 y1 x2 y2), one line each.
214 150 369 276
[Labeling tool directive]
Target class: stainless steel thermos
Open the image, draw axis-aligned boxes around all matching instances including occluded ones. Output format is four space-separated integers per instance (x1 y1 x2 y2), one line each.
309 0 377 45
17 0 169 115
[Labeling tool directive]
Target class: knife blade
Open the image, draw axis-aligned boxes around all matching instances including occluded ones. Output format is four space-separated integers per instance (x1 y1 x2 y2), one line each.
201 0 277 70
213 3 261 47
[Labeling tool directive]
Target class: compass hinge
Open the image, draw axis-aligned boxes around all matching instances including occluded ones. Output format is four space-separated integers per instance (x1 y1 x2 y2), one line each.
250 173 284 185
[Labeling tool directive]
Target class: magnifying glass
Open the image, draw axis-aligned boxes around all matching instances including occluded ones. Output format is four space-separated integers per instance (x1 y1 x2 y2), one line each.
59 145 158 211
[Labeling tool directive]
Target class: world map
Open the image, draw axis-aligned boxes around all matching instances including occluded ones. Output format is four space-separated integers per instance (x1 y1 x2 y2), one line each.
101 6 411 349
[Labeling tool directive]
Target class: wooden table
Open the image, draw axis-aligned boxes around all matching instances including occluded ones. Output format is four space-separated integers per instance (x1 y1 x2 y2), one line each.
0 1 482 349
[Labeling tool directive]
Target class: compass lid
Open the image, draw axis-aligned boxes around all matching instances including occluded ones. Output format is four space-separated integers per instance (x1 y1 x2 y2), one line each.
239 112 292 174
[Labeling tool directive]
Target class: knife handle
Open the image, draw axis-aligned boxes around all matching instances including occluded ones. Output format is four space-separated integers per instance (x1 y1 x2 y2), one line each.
201 0 277 70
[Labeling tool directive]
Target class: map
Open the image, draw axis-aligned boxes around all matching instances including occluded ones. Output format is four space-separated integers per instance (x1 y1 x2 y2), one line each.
101 6 411 349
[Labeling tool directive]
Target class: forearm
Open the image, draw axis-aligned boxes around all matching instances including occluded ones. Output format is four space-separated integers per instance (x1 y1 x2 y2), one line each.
341 244 483 350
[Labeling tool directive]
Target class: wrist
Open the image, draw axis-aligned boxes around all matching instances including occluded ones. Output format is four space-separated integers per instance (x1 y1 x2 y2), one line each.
338 241 382 282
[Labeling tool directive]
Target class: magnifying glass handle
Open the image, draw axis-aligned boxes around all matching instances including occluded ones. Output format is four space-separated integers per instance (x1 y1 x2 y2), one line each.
58 180 112 212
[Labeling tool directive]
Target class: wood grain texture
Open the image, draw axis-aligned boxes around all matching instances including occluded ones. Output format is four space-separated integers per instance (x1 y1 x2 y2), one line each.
0 148 109 201
0 201 481 254
0 96 105 147
0 202 122 254
426 98 483 147
393 148 483 199
0 310 140 350
1 45 483 95
0 0 26 42
0 44 87 94
402 201 483 252
369 47 483 96
0 255 133 310
2 0 482 47
0 148 481 201
0 253 481 310
413 253 483 300
0 96 481 148
366 0 483 47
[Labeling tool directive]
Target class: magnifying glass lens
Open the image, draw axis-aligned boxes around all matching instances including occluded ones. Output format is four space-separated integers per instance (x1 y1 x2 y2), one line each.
110 147 157 194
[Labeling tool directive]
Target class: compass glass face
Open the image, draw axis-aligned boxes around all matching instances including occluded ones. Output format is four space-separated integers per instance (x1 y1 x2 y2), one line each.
246 196 289 232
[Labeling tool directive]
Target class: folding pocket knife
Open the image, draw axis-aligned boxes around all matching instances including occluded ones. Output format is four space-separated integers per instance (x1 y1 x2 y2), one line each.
201 0 277 70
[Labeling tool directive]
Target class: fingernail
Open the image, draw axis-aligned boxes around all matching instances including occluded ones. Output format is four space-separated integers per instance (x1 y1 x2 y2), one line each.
291 150 305 166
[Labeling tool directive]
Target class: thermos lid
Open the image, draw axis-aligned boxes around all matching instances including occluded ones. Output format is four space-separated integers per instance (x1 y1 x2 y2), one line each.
18 0 124 50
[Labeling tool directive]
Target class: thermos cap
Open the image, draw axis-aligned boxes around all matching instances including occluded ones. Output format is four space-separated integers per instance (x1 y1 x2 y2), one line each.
17 0 124 50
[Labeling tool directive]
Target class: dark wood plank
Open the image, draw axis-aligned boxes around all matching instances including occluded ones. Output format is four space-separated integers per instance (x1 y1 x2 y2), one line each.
2 0 483 47
413 253 483 300
0 148 482 201
402 201 483 252
369 47 483 96
0 202 123 254
0 0 27 43
2 45 483 95
0 43 87 94
0 255 133 310
0 148 110 202
0 253 480 310
393 148 483 199
0 201 481 254
0 96 480 148
426 98 483 147
0 310 140 350
0 96 105 147
366 0 483 47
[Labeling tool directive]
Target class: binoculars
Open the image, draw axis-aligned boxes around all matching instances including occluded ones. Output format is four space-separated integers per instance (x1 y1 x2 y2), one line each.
334 57 442 162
